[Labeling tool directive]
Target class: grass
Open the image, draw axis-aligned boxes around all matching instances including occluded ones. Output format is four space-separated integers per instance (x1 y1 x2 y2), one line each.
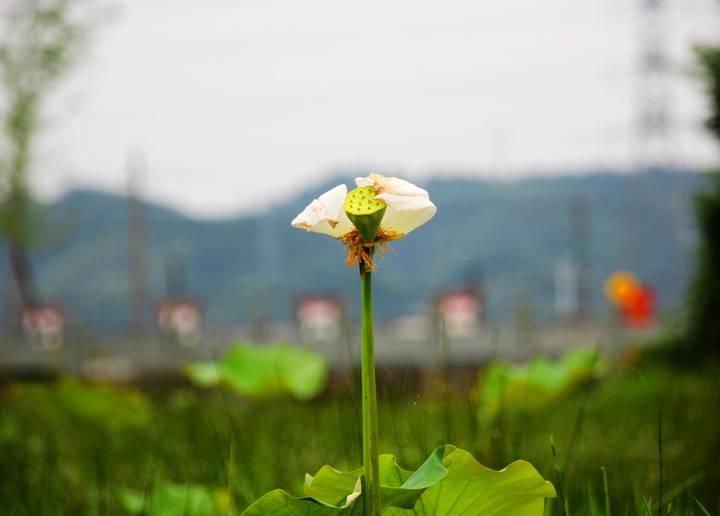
0 360 718 515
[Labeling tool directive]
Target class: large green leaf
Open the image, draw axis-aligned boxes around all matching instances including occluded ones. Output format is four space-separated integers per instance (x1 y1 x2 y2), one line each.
119 482 235 516
184 362 221 387
477 347 604 421
302 450 448 511
10 378 150 431
241 445 555 515
397 446 556 515
240 489 363 516
184 342 328 400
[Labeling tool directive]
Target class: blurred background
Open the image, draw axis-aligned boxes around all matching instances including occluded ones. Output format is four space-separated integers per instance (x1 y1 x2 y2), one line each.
1 0 720 514
0 0 718 373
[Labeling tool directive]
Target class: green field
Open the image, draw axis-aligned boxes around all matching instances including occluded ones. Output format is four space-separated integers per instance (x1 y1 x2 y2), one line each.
1 358 718 515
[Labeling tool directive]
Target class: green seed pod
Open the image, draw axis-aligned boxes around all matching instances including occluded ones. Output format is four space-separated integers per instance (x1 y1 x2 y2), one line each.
344 186 386 242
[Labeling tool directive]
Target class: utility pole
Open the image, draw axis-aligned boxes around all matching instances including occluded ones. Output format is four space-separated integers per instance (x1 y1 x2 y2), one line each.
127 154 150 331
2 257 19 332
164 254 187 298
251 205 279 341
636 0 673 171
570 196 592 322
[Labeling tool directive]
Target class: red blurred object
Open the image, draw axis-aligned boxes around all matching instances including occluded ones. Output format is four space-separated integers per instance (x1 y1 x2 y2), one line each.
620 283 656 329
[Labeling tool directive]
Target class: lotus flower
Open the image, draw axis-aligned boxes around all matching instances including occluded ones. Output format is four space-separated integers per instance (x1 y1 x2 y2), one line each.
292 173 436 239
291 173 436 269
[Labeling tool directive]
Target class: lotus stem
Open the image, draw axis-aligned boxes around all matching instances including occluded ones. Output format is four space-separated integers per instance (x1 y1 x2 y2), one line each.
360 256 381 516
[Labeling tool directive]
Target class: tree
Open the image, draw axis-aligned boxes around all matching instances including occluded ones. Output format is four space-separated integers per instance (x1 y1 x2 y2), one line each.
0 0 98 308
685 46 720 358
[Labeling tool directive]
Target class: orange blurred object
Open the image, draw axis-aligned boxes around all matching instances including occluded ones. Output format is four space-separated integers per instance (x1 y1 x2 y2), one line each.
605 271 656 329
604 270 639 306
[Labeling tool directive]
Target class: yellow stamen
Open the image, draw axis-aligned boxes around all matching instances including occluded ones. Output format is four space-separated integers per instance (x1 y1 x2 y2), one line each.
337 228 404 271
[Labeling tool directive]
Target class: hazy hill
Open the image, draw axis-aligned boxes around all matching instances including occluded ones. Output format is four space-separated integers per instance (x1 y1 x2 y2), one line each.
4 169 709 328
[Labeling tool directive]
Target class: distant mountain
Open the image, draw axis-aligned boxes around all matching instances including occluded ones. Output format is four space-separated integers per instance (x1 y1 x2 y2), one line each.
2 169 709 328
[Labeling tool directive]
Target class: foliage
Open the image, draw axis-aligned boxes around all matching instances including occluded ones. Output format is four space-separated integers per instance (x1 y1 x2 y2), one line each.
0 0 101 189
476 347 604 422
243 445 554 515
120 481 236 516
685 173 720 358
685 45 720 359
697 46 720 141
184 342 328 400
0 0 104 303
9 377 150 431
0 363 717 514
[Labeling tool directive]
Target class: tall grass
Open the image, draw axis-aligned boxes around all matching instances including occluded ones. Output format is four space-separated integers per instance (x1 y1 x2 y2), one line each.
0 362 718 514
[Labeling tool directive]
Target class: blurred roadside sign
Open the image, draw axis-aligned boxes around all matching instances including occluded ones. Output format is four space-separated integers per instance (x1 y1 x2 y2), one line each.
21 305 64 350
296 295 343 343
436 288 483 339
157 298 202 346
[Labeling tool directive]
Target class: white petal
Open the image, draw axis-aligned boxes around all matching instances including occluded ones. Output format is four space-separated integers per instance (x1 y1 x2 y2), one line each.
291 184 353 237
375 192 432 211
355 173 429 198
380 198 437 235
354 173 437 234
355 176 374 188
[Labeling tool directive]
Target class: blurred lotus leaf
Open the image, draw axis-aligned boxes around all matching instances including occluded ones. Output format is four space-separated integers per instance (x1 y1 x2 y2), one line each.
10 378 150 431
119 481 235 516
184 342 328 400
477 347 605 422
242 444 555 515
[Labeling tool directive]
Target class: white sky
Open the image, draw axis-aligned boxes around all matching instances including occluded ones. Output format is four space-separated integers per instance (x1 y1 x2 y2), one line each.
28 0 720 217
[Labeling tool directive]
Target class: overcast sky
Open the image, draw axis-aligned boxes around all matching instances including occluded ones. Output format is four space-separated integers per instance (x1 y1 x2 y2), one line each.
28 0 720 217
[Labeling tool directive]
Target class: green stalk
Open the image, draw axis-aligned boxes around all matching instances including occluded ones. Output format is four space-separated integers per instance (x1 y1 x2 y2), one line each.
360 259 381 516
